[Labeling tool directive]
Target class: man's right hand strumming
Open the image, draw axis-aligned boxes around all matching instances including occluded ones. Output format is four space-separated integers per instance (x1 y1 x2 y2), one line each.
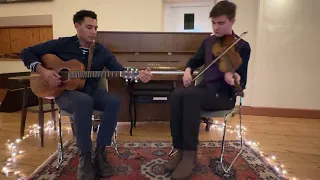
183 68 192 87
36 64 62 87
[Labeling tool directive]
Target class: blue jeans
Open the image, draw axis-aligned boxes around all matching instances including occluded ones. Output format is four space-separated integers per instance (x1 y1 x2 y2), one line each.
55 89 121 152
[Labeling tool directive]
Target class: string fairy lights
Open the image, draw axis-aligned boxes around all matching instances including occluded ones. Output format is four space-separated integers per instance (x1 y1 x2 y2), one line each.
1 118 299 180
1 120 72 180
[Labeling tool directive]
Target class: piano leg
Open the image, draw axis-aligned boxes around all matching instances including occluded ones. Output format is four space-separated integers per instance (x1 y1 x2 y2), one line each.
129 95 134 136
133 99 137 128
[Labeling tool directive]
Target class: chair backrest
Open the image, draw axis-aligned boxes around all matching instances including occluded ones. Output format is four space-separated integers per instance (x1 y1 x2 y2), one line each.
97 78 108 91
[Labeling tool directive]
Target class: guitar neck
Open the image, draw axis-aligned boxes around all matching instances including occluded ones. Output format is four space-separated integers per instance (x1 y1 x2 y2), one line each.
68 71 122 78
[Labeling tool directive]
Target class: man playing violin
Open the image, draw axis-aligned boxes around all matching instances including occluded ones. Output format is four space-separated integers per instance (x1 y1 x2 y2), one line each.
166 1 251 179
19 10 152 180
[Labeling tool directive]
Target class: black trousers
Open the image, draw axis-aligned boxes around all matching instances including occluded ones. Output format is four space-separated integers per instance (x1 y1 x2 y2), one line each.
169 82 236 151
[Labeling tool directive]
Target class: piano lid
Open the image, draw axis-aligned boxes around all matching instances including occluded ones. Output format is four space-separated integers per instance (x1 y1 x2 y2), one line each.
95 31 211 70
96 31 211 53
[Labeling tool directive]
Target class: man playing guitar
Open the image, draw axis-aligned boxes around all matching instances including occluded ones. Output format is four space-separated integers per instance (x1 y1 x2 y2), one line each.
19 10 152 180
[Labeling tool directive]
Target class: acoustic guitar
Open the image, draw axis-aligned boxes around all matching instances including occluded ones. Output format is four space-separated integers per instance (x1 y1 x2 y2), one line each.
30 54 139 99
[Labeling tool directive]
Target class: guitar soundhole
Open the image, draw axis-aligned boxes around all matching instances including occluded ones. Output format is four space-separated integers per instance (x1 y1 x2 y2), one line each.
59 68 69 82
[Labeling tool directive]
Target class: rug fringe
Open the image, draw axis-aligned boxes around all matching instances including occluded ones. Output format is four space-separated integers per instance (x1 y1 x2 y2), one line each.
27 140 72 180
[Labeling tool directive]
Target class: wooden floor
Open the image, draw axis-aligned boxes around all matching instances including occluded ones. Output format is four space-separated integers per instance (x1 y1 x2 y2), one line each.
0 111 319 180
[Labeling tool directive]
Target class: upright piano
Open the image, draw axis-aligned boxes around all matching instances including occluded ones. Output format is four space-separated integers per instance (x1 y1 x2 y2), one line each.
95 31 211 123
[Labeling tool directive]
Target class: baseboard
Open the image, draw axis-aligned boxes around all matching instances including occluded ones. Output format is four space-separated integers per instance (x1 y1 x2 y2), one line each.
242 106 320 119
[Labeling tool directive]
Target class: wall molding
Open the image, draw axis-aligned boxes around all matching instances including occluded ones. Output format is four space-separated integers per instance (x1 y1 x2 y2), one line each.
242 106 320 119
0 25 52 28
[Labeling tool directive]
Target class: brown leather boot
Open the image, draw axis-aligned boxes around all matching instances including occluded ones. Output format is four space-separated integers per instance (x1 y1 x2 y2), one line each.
94 146 114 178
165 150 183 173
170 150 197 180
77 151 95 180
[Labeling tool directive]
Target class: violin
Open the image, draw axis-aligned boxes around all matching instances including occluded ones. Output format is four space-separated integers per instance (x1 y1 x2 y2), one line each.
192 31 248 97
213 33 244 97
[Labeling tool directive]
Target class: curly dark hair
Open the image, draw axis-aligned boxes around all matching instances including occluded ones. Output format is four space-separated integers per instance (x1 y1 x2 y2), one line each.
209 1 237 20
73 10 97 24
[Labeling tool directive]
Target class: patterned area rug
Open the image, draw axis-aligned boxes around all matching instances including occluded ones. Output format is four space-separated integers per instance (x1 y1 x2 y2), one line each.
28 140 285 180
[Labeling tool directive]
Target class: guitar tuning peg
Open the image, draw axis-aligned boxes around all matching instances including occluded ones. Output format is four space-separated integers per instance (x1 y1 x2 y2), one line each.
125 79 128 82
135 79 138 83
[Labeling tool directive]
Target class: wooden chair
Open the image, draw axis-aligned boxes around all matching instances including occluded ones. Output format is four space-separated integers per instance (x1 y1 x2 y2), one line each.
55 78 122 169
8 76 58 147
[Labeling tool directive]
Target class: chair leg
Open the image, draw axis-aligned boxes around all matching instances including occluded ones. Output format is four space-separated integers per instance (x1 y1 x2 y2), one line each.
20 84 28 139
220 105 244 173
204 118 213 131
92 115 99 133
92 126 98 132
50 99 57 130
69 116 76 136
133 99 137 128
38 97 44 147
56 110 64 169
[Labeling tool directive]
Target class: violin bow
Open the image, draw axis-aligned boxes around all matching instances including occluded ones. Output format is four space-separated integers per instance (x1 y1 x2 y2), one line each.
192 31 248 82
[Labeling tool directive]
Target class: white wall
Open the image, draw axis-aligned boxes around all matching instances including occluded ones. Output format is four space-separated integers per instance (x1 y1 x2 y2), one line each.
250 0 320 110
0 0 164 38
164 0 214 32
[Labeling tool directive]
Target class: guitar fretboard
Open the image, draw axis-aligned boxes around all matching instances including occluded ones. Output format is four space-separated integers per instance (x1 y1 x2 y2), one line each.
68 71 122 78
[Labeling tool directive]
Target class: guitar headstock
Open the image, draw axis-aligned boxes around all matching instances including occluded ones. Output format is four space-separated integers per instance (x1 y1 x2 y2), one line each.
121 68 139 83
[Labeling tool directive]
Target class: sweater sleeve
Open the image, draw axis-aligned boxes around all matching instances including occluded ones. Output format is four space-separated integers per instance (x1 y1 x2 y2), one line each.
19 39 61 72
103 47 125 71
236 42 251 89
185 39 205 73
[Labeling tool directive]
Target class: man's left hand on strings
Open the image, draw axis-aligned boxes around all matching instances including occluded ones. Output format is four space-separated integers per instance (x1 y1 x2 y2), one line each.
139 67 153 83
224 72 240 86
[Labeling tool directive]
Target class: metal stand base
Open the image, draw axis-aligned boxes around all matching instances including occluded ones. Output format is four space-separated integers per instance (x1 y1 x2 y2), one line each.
112 128 123 158
168 146 177 157
56 111 63 169
219 97 244 173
